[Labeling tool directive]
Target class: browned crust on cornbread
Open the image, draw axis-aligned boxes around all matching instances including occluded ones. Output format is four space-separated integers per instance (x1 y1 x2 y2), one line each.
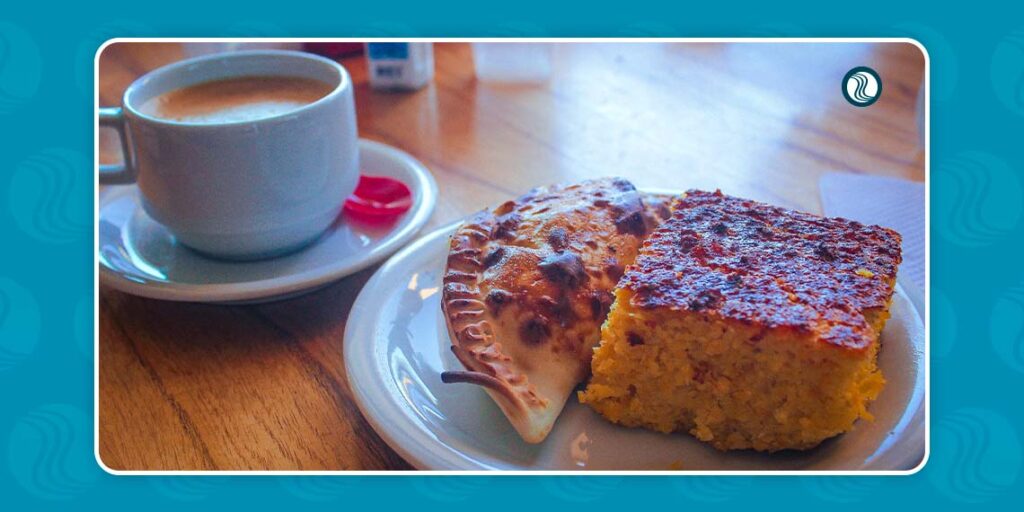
440 178 668 442
620 189 902 351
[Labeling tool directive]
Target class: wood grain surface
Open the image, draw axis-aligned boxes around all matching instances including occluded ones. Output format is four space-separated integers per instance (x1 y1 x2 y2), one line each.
97 41 925 470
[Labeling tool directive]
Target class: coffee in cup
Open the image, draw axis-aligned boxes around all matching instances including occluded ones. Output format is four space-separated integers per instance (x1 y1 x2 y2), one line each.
138 75 335 124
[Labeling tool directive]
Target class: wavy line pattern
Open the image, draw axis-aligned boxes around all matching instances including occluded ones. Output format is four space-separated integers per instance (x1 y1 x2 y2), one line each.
932 288 957 359
486 22 549 37
75 20 153 95
934 151 1023 247
671 477 753 502
0 278 40 372
991 28 1024 116
891 22 958 102
73 295 92 361
540 476 622 502
222 21 286 37
150 477 221 502
7 404 98 500
0 21 41 115
360 22 422 38
850 74 866 102
801 477 883 503
411 476 494 503
280 477 360 502
744 23 809 37
8 147 91 244
848 72 876 103
990 285 1024 373
616 22 676 37
928 408 1022 503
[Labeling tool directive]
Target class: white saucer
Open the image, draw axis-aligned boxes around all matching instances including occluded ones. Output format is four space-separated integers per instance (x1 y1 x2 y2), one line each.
344 215 926 472
98 139 437 304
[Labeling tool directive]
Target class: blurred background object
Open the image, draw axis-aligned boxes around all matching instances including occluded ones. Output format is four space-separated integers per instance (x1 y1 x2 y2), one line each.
181 41 303 57
365 42 434 90
304 42 364 58
472 42 552 83
916 80 926 149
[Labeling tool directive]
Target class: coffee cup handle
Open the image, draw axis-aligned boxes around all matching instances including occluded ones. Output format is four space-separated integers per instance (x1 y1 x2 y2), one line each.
98 107 136 184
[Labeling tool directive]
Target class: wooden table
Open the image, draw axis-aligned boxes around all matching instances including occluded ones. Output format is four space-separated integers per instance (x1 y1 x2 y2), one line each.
98 41 925 470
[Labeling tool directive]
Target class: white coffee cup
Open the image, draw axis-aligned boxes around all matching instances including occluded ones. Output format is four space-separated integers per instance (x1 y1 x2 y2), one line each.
98 50 359 260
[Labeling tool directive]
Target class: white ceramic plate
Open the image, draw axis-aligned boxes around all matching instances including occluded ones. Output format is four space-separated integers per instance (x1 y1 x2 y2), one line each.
98 139 437 303
345 217 926 472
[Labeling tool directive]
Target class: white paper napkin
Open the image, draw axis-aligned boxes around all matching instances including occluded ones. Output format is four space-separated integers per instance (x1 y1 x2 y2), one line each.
819 173 925 293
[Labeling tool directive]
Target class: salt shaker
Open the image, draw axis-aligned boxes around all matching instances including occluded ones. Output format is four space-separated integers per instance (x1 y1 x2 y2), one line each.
365 42 434 91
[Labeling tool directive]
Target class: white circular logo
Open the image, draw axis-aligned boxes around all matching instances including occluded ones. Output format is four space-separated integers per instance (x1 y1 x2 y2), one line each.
842 66 882 107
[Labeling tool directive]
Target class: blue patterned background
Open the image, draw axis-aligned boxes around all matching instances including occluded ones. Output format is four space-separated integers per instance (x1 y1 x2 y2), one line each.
2 0 1023 507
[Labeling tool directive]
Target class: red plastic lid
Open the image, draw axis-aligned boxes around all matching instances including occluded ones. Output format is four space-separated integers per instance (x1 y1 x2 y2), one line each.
344 175 413 223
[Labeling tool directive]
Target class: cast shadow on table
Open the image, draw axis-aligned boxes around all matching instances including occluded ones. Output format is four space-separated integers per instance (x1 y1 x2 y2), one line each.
101 260 379 347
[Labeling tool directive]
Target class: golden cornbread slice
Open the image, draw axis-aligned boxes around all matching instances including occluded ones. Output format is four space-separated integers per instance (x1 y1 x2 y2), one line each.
580 190 902 452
